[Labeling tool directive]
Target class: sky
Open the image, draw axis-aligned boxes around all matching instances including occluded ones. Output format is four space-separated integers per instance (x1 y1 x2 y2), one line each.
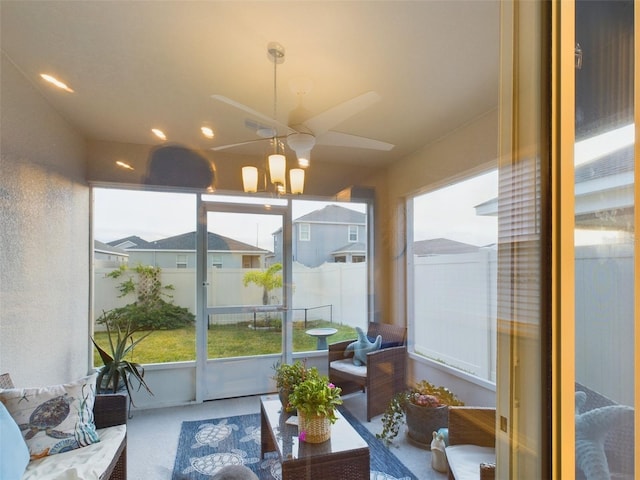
94 171 498 250
412 169 498 246
93 190 366 250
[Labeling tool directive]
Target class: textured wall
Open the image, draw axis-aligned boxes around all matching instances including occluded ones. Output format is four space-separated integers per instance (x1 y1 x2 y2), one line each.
0 53 89 386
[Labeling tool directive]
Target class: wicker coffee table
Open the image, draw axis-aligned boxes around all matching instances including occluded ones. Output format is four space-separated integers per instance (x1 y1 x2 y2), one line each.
260 394 370 479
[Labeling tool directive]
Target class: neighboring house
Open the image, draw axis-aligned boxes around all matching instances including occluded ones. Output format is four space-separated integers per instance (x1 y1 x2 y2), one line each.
94 240 128 267
106 231 270 269
413 238 482 256
475 144 634 235
273 204 367 267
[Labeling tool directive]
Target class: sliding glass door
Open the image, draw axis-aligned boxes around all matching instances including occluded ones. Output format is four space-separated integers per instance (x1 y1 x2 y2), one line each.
573 1 635 478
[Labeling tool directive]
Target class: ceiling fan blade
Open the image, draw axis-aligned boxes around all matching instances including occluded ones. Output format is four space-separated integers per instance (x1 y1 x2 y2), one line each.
211 94 294 134
210 138 268 151
303 91 381 136
316 131 394 151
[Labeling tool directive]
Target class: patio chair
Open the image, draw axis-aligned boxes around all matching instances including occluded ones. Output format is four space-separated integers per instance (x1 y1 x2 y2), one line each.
328 322 406 421
445 406 496 480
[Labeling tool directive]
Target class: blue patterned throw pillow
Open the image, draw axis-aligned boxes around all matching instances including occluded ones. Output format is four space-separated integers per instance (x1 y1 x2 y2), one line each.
0 374 100 459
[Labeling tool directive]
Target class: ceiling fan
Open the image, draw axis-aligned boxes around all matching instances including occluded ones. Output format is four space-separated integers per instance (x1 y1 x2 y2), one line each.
211 42 394 166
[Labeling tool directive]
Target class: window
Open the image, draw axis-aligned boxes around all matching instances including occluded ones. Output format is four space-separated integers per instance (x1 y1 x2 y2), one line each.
299 223 310 241
334 255 346 263
352 255 365 263
93 188 197 365
348 225 358 242
211 255 222 269
242 255 260 268
408 169 498 382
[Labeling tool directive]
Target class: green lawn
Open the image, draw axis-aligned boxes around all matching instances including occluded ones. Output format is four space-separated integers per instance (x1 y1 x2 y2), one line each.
92 320 357 365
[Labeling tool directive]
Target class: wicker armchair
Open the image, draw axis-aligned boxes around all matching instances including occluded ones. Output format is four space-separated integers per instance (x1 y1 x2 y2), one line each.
328 322 406 421
0 373 127 480
575 382 634 479
446 406 496 480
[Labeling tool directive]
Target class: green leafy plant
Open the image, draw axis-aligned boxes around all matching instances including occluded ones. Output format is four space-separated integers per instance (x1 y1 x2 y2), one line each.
272 360 316 391
92 310 154 405
376 380 464 445
289 375 343 423
98 264 195 330
272 360 319 412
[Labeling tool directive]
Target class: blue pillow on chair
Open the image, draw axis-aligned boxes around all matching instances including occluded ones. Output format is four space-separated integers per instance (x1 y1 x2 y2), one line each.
368 336 403 349
0 401 29 479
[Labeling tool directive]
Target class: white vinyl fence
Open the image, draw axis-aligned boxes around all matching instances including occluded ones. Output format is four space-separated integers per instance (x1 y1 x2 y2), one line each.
413 249 498 382
412 243 634 401
94 261 367 330
96 244 631 400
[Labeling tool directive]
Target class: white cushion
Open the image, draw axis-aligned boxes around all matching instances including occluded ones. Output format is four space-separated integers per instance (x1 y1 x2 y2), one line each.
445 445 495 480
330 359 367 378
22 425 126 480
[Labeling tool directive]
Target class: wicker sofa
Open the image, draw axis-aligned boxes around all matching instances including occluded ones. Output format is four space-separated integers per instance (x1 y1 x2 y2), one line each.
328 322 406 421
445 406 496 480
0 373 127 480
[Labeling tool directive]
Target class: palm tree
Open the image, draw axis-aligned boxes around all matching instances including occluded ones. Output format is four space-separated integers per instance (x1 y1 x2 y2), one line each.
242 263 283 305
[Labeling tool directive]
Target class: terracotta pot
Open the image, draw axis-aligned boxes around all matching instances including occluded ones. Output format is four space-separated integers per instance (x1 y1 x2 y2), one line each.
405 403 449 450
279 388 295 413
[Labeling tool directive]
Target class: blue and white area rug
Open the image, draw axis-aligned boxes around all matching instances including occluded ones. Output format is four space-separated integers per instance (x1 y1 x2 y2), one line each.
171 409 418 480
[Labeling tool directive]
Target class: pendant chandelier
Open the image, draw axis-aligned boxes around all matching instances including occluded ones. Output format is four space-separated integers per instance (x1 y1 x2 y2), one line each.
242 42 305 195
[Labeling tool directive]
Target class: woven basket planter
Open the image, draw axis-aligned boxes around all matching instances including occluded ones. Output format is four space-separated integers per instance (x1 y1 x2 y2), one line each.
298 413 331 443
405 403 449 450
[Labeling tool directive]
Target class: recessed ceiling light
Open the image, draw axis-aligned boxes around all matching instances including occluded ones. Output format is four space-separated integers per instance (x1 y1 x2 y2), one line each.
201 126 214 139
116 160 134 170
151 128 166 140
40 73 74 92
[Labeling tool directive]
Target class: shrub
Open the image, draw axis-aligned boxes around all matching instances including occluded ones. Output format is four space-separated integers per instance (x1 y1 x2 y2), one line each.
98 264 195 330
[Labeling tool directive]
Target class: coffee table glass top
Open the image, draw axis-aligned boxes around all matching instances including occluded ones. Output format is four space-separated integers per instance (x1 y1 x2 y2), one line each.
260 394 368 460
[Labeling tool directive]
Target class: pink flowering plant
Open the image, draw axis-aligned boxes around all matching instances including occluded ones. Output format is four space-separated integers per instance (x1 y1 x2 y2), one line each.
288 375 343 424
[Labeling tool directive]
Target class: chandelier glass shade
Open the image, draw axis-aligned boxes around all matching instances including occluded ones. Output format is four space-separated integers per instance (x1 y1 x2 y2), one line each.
241 156 305 195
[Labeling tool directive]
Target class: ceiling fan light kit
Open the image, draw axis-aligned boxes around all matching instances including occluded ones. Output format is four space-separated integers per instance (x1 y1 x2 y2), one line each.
212 40 392 195
287 132 315 166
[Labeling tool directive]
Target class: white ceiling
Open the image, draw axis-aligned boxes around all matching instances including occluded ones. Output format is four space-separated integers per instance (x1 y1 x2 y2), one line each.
0 1 500 169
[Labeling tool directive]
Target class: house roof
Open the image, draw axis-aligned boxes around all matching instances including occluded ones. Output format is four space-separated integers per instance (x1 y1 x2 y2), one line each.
413 238 480 256
107 236 154 249
111 231 269 253
94 240 128 256
295 205 365 224
332 242 366 255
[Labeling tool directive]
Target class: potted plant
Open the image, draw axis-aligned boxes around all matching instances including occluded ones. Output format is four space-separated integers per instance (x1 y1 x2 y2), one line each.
289 375 343 443
91 308 154 405
377 380 464 448
272 359 317 412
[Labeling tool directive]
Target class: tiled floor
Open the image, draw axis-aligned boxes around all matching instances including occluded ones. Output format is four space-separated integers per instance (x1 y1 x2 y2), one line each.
127 391 448 479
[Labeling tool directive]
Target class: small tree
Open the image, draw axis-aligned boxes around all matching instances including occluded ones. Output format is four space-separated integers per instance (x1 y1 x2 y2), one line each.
98 264 195 330
242 263 283 305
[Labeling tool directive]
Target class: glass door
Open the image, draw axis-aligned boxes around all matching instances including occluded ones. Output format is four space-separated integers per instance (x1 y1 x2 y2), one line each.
574 1 635 478
196 195 290 400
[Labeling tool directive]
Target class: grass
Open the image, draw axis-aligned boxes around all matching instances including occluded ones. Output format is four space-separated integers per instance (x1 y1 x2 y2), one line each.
92 320 357 365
